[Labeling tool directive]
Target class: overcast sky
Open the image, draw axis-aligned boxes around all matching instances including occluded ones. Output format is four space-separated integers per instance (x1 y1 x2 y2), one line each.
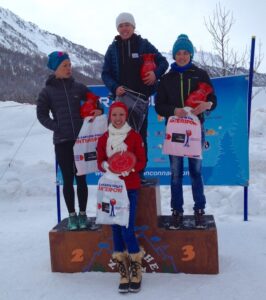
1 0 266 72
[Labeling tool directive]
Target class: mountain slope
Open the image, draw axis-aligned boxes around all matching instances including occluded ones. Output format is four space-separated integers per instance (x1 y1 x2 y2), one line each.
0 6 265 102
0 7 104 103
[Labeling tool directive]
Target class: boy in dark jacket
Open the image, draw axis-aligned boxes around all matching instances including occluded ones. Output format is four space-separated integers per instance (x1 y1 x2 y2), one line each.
37 51 102 230
155 34 217 229
102 12 168 183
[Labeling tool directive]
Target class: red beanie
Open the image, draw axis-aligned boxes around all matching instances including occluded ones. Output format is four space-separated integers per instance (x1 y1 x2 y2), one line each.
108 101 129 119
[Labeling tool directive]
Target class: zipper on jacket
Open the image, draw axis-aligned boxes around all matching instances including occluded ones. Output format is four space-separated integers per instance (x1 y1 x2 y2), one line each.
115 43 120 84
122 41 125 65
180 73 184 107
188 78 191 95
128 39 131 58
62 80 76 139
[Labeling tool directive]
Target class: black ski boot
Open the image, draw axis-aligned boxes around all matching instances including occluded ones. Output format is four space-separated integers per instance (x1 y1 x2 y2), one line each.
169 210 183 229
194 209 206 229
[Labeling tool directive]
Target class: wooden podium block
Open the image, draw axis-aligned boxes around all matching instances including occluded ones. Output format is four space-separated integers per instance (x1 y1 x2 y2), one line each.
137 215 218 274
49 223 112 273
49 180 219 274
135 183 219 274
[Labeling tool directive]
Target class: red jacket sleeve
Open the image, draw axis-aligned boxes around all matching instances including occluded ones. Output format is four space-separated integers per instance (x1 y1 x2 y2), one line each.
96 132 108 172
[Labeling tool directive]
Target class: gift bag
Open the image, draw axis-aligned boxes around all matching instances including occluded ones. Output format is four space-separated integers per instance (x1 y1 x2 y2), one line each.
74 114 107 175
116 90 149 132
96 172 129 227
163 110 202 159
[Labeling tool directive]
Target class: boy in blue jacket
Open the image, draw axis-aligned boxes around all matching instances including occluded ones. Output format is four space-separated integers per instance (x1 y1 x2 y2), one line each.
102 12 168 183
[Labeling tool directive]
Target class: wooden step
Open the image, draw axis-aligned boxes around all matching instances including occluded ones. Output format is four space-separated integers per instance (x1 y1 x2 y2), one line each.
49 180 219 274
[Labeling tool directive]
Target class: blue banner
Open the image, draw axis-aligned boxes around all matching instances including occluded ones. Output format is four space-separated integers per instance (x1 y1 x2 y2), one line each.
57 75 249 186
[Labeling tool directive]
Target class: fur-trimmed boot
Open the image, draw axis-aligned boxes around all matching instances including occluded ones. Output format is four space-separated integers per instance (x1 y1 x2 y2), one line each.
112 252 130 293
128 249 145 293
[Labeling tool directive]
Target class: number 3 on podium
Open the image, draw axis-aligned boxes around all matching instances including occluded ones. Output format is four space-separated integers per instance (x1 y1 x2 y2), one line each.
181 245 196 261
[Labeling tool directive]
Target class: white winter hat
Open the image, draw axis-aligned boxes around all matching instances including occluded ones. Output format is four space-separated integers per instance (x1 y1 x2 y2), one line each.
116 12 136 29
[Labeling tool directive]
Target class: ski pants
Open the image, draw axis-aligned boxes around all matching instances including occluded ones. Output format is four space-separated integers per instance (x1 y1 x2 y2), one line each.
55 141 88 214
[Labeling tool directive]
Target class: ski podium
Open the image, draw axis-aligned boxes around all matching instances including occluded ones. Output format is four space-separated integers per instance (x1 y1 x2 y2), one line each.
49 179 219 274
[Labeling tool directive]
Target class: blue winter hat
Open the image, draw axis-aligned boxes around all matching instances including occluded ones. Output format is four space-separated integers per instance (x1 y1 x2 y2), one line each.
47 51 70 71
172 34 194 59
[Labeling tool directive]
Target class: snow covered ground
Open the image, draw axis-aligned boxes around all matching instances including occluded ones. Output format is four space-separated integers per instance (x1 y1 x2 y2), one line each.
0 88 266 300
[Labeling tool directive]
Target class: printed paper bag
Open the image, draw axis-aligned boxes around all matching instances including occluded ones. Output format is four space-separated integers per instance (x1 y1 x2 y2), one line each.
74 114 107 175
163 111 202 158
96 172 129 227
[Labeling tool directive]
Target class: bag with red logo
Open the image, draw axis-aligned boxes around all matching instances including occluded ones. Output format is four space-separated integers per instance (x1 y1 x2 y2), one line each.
96 172 129 227
74 114 107 175
163 109 202 159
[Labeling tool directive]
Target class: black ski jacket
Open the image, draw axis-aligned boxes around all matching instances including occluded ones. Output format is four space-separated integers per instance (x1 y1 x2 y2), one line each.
155 64 217 123
37 75 88 144
102 33 169 98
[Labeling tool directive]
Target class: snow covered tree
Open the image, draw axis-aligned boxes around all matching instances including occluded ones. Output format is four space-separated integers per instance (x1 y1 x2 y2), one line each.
204 2 264 77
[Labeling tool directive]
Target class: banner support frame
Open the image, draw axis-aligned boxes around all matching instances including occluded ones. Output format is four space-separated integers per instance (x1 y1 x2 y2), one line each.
244 36 256 221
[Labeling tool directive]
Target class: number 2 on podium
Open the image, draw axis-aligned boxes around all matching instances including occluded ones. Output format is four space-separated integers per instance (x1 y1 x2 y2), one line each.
71 249 84 262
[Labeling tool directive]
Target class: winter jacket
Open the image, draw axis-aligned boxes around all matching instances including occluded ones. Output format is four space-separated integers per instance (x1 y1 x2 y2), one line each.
97 129 146 190
155 64 217 123
101 34 169 97
37 75 95 144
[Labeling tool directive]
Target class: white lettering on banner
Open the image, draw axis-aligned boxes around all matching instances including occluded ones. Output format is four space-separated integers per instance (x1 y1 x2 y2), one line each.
144 171 171 176
95 170 189 177
100 94 155 107
143 170 189 176
99 97 111 108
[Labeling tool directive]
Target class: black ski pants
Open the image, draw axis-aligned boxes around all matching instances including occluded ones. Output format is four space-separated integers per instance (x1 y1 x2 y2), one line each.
55 141 88 214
